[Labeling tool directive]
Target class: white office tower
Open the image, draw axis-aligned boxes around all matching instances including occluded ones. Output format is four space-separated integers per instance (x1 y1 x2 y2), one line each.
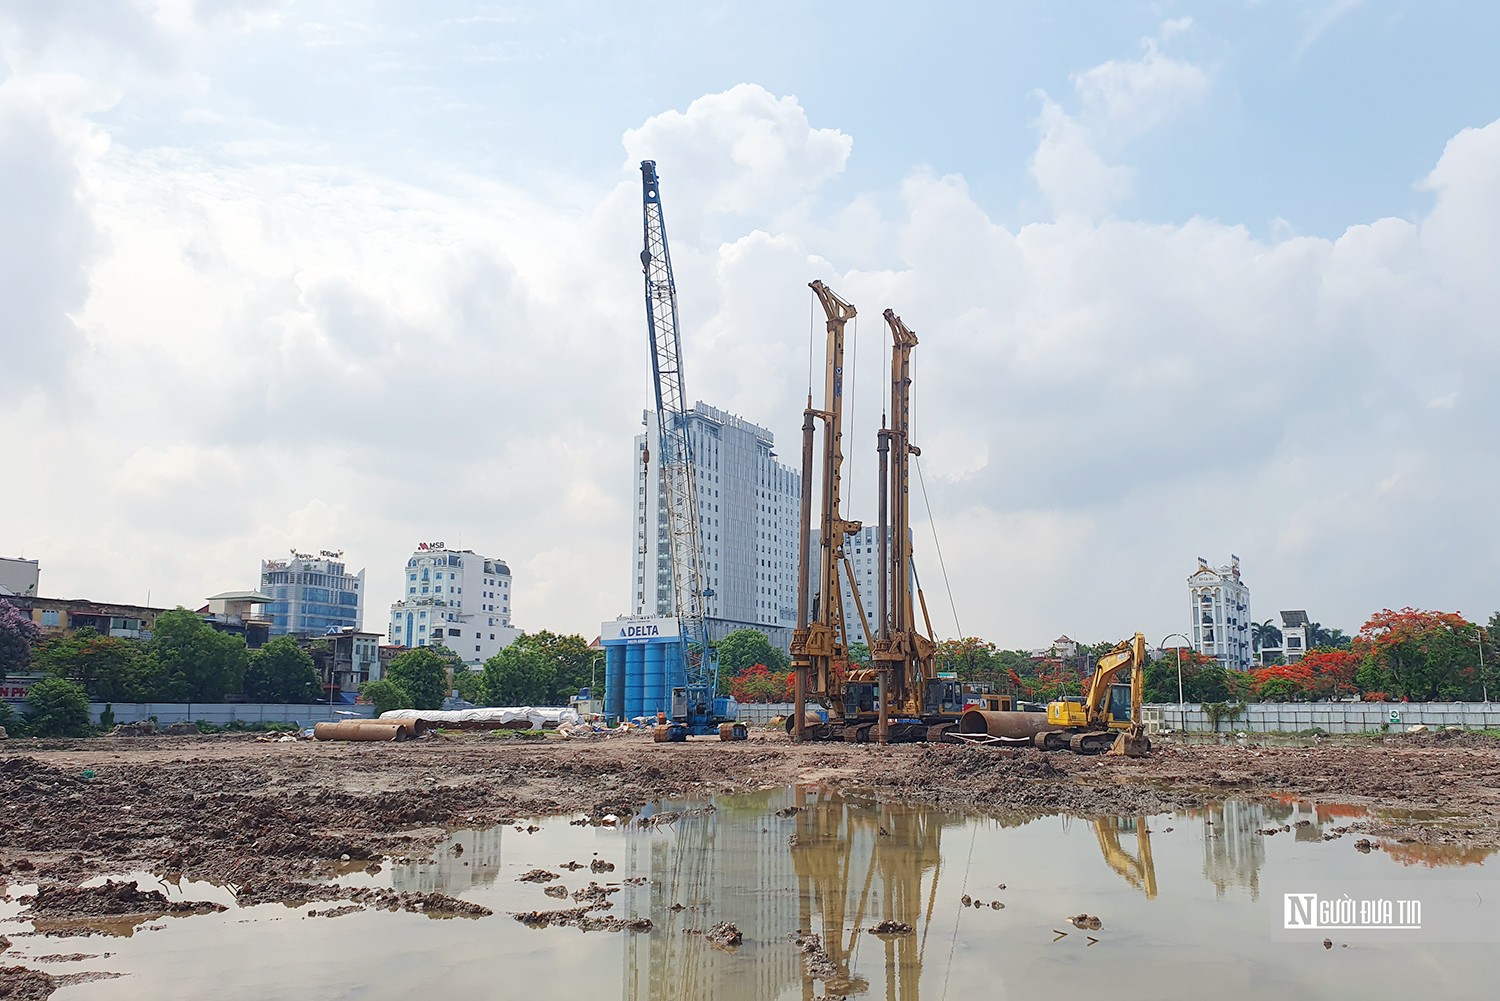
631 403 801 649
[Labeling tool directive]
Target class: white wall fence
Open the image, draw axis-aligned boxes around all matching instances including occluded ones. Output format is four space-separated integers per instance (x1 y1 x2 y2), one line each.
89 703 376 727
736 702 797 724
737 701 1500 734
1146 702 1500 734
60 700 1500 733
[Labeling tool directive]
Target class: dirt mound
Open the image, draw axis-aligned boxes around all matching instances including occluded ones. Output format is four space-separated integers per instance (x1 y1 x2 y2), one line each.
869 920 914 935
0 965 57 1001
22 880 225 919
702 921 743 948
512 906 651 932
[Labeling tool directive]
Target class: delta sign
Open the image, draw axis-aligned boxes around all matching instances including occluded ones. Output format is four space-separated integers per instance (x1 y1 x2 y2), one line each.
600 617 681 644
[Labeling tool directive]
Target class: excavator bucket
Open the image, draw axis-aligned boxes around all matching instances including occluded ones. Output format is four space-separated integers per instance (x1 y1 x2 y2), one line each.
1107 725 1150 758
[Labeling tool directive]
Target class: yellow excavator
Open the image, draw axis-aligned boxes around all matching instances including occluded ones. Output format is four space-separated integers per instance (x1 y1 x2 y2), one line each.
955 633 1151 755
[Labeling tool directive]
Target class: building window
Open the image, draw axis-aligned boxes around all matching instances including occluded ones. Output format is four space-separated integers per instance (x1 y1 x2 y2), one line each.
40 610 60 627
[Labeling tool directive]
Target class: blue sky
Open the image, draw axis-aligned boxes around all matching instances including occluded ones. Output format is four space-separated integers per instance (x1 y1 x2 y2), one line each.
2 0 1498 646
84 1 1500 235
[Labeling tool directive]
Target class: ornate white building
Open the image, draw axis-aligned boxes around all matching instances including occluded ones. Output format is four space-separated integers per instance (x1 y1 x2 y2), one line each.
387 543 519 667
1187 556 1253 671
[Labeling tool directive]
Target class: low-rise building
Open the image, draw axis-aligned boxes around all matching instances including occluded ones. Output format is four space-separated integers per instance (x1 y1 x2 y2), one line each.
303 628 383 702
19 596 165 640
0 557 40 597
386 543 519 667
199 591 273 649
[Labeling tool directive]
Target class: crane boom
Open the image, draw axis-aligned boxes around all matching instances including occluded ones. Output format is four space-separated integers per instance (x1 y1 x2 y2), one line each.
639 161 719 710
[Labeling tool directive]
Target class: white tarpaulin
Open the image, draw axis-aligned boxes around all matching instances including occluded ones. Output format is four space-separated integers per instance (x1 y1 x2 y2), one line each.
379 707 581 730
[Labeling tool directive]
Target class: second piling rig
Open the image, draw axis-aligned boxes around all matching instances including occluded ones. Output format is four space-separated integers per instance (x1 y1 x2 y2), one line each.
791 284 988 743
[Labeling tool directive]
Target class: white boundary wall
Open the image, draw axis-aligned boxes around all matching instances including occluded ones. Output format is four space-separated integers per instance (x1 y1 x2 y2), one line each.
1147 702 1500 733
87 703 376 726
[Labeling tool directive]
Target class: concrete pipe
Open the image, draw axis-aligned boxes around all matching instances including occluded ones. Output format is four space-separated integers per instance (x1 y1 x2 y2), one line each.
958 709 1057 740
314 721 402 742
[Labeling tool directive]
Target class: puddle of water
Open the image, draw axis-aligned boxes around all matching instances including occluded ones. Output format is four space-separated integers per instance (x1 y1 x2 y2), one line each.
7 788 1497 999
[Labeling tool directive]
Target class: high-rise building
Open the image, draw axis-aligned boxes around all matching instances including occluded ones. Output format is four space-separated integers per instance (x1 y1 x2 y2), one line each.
259 550 364 636
387 542 519 667
632 403 801 649
1187 555 1253 671
807 527 911 649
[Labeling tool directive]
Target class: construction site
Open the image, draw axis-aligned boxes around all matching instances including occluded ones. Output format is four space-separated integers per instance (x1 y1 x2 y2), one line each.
4 163 1500 998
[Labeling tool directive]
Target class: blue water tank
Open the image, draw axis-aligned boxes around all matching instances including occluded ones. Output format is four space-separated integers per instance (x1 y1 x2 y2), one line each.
604 646 625 723
642 642 665 717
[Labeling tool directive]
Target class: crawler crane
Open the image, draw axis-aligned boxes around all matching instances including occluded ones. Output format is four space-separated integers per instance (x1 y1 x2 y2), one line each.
639 161 745 741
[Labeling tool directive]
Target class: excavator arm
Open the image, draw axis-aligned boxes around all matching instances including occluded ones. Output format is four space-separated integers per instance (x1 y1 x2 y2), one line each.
1082 632 1147 725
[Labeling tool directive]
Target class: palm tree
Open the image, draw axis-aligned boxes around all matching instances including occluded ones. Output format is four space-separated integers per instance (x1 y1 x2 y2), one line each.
1307 622 1349 649
1252 619 1282 664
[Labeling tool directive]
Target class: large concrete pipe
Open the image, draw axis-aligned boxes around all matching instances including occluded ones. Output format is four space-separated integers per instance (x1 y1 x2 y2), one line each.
958 709 1056 740
313 721 402 742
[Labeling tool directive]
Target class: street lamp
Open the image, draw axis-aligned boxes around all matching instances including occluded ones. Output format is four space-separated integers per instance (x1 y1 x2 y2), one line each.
1160 632 1193 733
1477 626 1488 705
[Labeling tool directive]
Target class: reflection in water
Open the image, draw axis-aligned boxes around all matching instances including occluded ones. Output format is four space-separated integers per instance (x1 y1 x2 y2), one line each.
1091 817 1157 899
789 787 957 1001
1198 800 1267 901
621 790 798 1001
1380 841 1498 867
388 826 507 895
619 788 965 1001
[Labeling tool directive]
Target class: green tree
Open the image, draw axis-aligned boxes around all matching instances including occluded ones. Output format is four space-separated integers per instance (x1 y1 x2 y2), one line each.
482 644 553 706
935 637 999 685
360 679 412 714
846 642 871 669
0 699 27 736
711 629 789 696
143 609 248 702
1 600 41 680
516 631 595 703
451 668 486 705
716 629 789 679
1252 620 1282 663
25 677 91 736
384 647 449 710
34 629 142 702
245 636 321 703
1359 608 1476 701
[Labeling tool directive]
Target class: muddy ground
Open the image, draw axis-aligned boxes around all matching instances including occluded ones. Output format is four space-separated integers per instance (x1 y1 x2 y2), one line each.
2 727 1499 992
4 728 1498 890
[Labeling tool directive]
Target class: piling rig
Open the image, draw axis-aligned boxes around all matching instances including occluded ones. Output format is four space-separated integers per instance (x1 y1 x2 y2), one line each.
790 280 864 743
791 294 1005 743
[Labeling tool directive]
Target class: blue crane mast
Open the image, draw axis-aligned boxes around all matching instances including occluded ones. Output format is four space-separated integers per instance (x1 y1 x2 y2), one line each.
638 160 742 739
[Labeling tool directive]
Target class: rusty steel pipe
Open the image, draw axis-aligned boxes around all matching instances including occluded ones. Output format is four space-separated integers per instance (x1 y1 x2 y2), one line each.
364 717 424 736
958 709 1057 740
313 721 403 742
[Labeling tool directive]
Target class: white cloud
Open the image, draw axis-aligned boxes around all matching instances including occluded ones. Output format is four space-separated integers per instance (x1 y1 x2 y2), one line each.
1029 24 1209 220
2 14 1497 651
